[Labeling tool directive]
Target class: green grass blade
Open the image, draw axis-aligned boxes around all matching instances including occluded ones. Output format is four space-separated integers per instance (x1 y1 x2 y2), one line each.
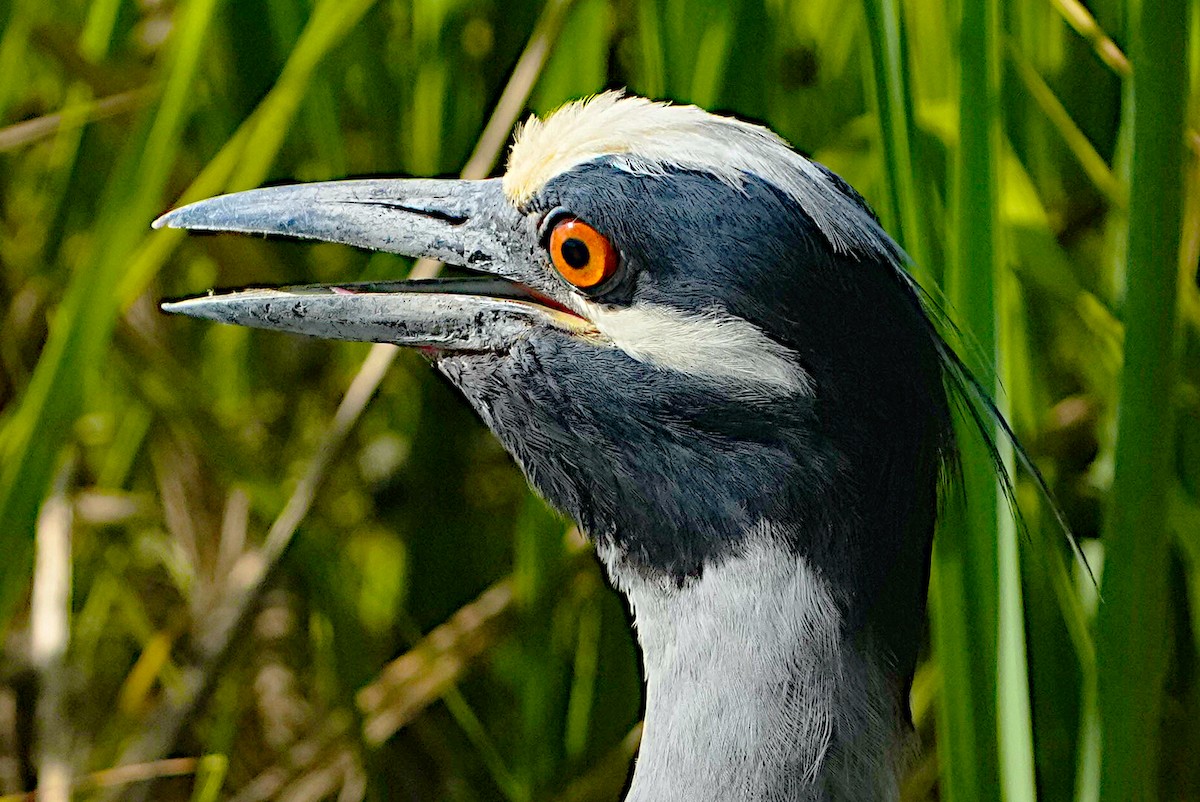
0 0 224 626
931 1 1037 799
187 754 228 802
513 499 570 800
929 526 986 800
1095 0 1190 798
0 0 40 122
78 0 122 63
530 0 611 114
1004 40 1126 208
114 0 383 301
0 0 382 630
228 0 380 191
687 7 731 107
633 0 666 98
563 588 603 763
860 0 931 277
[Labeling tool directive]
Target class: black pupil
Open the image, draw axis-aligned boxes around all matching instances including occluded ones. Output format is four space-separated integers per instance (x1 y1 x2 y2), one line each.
561 238 591 269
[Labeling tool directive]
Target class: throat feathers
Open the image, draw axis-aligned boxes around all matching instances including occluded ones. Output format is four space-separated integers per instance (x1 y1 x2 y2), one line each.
604 533 907 802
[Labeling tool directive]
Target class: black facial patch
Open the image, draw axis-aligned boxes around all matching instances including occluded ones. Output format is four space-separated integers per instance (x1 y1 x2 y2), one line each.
468 161 953 700
437 337 830 579
529 160 908 316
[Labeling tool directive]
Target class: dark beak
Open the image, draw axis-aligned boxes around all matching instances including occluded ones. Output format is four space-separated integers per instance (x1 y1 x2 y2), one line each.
156 178 593 350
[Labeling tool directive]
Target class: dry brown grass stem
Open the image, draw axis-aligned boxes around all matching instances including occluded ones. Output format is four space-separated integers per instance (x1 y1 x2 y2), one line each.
0 758 201 802
0 88 153 153
359 580 516 743
30 458 75 802
1050 0 1132 77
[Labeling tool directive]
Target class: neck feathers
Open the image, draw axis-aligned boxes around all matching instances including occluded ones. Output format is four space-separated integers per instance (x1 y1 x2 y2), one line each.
602 533 907 802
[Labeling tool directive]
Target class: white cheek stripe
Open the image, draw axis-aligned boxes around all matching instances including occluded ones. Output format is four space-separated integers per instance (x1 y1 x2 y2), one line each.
577 300 813 396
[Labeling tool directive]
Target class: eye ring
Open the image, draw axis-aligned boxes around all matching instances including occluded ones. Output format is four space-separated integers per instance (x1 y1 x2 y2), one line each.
548 217 619 290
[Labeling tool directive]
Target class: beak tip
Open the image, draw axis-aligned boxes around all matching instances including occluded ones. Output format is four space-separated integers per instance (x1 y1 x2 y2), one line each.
154 201 199 230
160 293 222 320
153 196 222 231
159 297 193 317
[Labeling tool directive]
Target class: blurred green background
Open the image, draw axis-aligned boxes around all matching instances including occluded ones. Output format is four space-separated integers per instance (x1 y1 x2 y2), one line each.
0 0 1197 800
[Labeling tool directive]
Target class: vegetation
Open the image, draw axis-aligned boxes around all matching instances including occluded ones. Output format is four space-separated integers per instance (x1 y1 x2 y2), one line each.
0 0 1196 800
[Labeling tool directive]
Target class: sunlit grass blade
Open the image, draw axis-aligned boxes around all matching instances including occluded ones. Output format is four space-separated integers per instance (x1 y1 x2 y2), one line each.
687 3 732 108
78 0 122 62
1095 1 1190 799
186 755 227 802
531 0 610 116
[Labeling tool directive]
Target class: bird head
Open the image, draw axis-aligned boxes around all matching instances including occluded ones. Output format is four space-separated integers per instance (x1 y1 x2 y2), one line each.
159 93 955 682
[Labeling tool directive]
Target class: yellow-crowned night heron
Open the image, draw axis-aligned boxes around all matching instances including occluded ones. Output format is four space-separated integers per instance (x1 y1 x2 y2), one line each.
157 92 995 801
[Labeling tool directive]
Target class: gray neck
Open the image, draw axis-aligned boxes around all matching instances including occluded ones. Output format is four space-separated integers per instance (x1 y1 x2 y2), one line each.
602 534 906 802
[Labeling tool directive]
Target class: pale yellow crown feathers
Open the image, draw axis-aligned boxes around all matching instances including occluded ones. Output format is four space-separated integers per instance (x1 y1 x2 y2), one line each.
502 91 891 257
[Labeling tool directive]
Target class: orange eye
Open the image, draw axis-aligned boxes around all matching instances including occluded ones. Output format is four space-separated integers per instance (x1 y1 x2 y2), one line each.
548 218 618 289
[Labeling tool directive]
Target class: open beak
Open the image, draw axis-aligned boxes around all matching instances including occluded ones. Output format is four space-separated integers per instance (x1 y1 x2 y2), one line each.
156 178 594 351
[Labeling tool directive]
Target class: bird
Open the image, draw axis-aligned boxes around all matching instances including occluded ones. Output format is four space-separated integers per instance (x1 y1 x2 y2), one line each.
155 91 978 801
